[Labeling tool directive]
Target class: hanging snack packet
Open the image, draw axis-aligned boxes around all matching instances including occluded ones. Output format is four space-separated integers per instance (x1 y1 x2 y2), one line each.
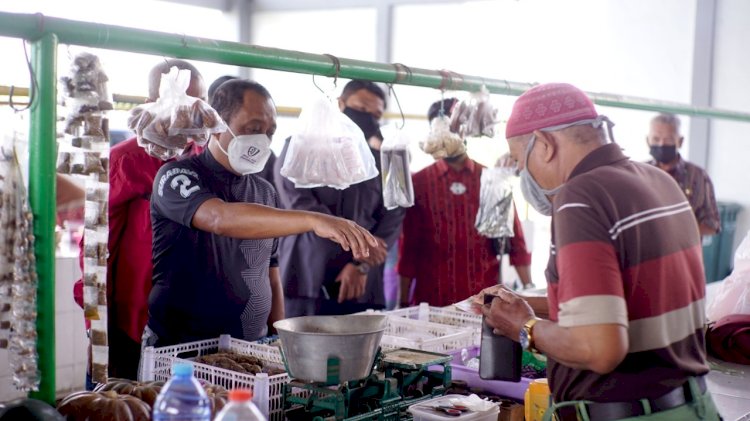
281 95 379 189
420 115 465 160
129 67 226 160
380 124 414 210
475 167 515 238
451 85 498 138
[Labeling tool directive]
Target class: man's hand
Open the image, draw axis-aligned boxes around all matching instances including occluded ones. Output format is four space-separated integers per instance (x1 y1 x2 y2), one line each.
359 237 388 267
310 214 379 261
336 263 367 303
478 286 535 340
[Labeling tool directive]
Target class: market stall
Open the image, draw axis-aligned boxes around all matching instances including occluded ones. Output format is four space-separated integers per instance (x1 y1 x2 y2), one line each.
1 10 750 420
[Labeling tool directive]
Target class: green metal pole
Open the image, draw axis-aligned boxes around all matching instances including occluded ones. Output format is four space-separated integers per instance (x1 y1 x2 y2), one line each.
28 32 57 404
0 12 749 123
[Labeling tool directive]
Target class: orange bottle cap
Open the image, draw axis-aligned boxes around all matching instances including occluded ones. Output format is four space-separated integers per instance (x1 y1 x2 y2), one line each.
229 389 253 402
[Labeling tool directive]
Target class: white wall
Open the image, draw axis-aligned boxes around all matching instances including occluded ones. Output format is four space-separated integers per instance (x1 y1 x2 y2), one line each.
709 0 750 252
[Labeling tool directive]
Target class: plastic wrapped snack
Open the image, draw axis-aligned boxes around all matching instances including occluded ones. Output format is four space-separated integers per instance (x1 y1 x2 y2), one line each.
380 124 414 210
450 86 498 138
129 67 226 160
420 115 465 160
60 52 113 113
281 95 379 189
475 167 515 238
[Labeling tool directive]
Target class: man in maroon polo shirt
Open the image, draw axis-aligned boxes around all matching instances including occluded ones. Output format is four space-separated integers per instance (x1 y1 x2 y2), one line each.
479 83 720 420
397 98 533 308
646 113 720 236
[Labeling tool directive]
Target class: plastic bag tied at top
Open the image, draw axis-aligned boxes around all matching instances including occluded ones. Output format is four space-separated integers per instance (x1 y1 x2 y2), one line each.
380 124 414 210
475 167 515 239
128 67 227 160
280 95 379 190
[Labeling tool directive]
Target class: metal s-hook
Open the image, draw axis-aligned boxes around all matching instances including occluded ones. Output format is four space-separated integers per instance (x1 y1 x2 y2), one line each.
387 84 406 130
8 40 37 112
312 53 342 101
323 53 341 87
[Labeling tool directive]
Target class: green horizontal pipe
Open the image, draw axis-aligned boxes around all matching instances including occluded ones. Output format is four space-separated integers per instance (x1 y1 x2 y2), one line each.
1 11 750 122
28 32 57 405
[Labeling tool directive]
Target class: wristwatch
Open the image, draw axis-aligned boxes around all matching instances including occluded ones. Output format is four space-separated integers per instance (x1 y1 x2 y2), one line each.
353 261 371 275
519 317 541 353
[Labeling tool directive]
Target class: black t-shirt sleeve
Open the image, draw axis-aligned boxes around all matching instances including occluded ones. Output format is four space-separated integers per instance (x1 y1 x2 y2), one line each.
152 163 217 227
269 189 280 268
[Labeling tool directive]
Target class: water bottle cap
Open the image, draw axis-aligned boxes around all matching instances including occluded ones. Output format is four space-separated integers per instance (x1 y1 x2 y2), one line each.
172 363 194 377
229 389 253 402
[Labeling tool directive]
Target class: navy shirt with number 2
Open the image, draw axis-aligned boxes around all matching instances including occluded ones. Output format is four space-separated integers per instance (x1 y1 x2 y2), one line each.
148 149 279 346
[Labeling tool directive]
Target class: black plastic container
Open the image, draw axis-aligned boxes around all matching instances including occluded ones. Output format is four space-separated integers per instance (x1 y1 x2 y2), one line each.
479 294 522 381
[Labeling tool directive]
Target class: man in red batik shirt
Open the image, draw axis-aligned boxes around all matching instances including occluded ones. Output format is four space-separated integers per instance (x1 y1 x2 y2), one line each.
397 98 533 308
74 60 206 382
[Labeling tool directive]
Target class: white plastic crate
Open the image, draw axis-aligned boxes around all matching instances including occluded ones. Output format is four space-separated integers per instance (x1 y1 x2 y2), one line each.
387 303 482 345
380 315 475 353
140 335 288 421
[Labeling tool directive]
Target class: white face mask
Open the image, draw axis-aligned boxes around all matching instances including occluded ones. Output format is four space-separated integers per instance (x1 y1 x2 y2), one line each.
518 115 615 216
216 131 272 175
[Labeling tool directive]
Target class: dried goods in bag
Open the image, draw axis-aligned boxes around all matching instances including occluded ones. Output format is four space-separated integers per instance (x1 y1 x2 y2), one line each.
420 115 465 160
475 167 515 239
450 86 498 138
380 124 414 210
281 95 379 189
128 67 226 160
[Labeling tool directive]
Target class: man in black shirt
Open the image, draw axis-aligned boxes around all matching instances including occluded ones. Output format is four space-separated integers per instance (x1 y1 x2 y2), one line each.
146 80 377 347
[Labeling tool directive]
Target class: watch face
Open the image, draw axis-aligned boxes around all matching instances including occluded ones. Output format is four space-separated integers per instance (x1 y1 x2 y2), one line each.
519 329 530 351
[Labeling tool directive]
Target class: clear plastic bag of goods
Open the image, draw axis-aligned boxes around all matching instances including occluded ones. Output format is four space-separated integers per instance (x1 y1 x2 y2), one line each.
214 389 266 421
280 95 379 189
128 67 226 160
707 229 750 321
450 85 498 138
380 124 414 210
475 167 515 239
420 115 465 160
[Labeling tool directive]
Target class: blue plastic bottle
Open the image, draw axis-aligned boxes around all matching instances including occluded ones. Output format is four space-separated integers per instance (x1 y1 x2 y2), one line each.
152 363 211 421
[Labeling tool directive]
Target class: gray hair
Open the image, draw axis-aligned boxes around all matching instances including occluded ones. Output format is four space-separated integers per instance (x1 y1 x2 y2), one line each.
651 113 681 134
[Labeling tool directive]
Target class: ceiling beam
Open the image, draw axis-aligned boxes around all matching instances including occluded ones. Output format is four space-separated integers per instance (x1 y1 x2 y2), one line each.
251 0 460 12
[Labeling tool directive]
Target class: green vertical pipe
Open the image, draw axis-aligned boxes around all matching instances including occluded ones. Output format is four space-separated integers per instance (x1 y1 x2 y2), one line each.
28 32 57 404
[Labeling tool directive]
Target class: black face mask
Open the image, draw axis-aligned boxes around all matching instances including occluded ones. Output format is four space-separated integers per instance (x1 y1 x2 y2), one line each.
343 107 382 141
650 145 678 164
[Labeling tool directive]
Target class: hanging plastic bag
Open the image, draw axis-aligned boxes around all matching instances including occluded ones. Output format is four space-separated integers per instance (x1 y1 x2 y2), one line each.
420 115 465 160
475 167 515 238
707 229 750 322
380 124 414 210
281 95 379 189
128 67 226 160
450 85 498 138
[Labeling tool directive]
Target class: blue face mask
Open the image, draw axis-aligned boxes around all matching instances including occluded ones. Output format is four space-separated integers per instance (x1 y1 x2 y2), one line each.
518 115 615 216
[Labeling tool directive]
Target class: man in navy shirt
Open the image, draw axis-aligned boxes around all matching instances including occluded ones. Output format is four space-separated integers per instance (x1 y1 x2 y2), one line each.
146 80 377 347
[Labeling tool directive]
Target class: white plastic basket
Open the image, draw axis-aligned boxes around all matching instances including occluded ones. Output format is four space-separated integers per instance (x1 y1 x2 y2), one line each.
140 335 288 421
372 303 483 346
380 315 476 353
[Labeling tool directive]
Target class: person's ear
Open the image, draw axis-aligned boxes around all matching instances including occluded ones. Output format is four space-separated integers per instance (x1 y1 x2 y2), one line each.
677 136 684 149
645 136 651 147
338 97 346 112
535 130 557 163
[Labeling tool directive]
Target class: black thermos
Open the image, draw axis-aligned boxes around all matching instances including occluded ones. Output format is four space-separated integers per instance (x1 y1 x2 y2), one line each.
479 294 522 381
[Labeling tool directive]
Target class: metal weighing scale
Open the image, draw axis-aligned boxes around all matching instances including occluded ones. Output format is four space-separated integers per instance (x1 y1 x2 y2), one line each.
282 348 453 421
